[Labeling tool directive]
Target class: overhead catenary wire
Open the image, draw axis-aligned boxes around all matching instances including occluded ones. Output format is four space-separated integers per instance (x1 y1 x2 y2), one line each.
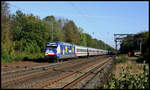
9 3 41 19
69 2 109 44
9 3 30 13
69 2 86 16
9 2 108 46
69 2 95 38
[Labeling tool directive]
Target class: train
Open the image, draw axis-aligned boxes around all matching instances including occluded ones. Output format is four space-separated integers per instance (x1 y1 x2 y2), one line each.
45 41 108 61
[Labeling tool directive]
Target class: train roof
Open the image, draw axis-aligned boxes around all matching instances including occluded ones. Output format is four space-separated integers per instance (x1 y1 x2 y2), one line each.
46 41 107 51
46 41 72 46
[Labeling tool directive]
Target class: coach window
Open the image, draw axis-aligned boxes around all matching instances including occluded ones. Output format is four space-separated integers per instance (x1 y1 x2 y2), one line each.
78 49 79 52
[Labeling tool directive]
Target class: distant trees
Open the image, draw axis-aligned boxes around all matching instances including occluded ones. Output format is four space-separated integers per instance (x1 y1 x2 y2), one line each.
63 20 80 44
1 1 14 62
12 10 48 53
1 2 114 63
79 27 87 46
1 1 10 28
120 31 149 60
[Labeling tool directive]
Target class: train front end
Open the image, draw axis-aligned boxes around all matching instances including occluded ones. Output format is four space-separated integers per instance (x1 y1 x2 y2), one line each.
45 42 58 60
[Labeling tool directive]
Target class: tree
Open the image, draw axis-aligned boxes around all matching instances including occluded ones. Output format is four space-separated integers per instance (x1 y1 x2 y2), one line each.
1 1 15 62
120 31 149 60
43 16 55 22
1 1 10 26
63 20 80 44
12 10 51 53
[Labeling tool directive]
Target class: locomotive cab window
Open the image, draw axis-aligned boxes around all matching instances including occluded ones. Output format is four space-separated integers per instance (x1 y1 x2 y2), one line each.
46 46 57 49
46 43 57 49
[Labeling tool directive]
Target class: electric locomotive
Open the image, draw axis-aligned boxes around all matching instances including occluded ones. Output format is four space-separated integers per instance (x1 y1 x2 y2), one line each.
45 41 76 60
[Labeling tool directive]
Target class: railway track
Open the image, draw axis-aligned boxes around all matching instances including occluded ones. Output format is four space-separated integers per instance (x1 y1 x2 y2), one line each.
1 55 112 89
36 57 112 89
1 63 52 72
63 59 111 89
1 61 67 75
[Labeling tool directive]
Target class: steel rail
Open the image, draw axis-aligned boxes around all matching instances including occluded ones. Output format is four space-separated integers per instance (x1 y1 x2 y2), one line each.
62 59 110 89
1 61 70 75
36 58 110 89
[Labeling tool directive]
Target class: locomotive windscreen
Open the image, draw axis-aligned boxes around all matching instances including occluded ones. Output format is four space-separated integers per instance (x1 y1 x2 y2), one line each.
46 42 57 49
46 46 57 49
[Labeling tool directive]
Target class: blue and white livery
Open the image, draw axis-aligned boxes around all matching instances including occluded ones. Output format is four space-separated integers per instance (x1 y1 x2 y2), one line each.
45 41 76 60
45 41 108 61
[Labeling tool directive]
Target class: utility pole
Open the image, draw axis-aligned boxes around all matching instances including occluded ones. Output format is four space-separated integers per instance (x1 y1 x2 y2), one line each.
115 39 117 56
140 38 142 53
104 41 106 50
51 20 53 42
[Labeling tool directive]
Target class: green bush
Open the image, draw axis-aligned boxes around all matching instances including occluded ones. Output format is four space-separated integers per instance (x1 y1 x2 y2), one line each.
102 61 149 89
14 54 23 61
117 55 128 63
1 48 13 63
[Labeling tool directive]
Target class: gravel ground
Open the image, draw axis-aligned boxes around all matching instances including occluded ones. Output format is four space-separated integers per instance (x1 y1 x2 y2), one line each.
1 55 111 89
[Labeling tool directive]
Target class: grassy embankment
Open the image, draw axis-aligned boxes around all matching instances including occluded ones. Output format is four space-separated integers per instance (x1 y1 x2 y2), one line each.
99 54 149 89
1 51 44 64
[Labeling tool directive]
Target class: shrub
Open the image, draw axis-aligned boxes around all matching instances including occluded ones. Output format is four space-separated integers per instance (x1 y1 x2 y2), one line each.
102 61 149 89
117 55 128 63
14 54 22 61
1 48 13 63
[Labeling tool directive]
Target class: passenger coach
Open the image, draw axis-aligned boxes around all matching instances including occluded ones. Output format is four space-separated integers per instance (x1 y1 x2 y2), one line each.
75 45 88 57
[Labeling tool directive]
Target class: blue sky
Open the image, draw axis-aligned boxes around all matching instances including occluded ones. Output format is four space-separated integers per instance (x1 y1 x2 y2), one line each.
8 1 149 49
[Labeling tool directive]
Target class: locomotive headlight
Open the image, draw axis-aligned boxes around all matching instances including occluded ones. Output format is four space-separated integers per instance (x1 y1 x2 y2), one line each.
45 53 48 55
